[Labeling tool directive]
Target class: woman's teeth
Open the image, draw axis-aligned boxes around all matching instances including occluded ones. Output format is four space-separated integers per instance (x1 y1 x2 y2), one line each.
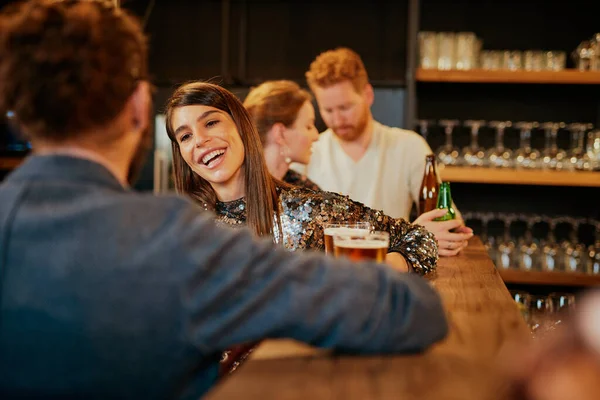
202 149 225 165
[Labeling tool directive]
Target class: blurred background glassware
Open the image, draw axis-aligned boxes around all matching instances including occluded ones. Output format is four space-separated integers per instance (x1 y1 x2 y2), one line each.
437 119 461 166
540 216 562 272
455 32 478 70
510 290 532 324
572 40 594 71
480 50 502 70
486 121 513 168
461 120 487 167
586 129 600 171
530 295 555 338
589 33 600 70
416 119 435 142
503 50 522 71
418 31 438 69
561 217 589 274
544 50 566 71
517 214 540 271
496 214 517 269
566 123 594 171
548 292 576 315
514 122 541 169
540 122 567 170
524 50 544 71
437 32 456 70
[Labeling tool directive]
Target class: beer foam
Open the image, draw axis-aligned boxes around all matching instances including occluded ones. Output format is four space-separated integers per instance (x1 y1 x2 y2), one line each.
334 240 388 249
324 227 370 236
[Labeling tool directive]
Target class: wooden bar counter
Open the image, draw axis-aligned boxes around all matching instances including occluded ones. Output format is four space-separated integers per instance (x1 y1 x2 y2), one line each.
206 237 531 400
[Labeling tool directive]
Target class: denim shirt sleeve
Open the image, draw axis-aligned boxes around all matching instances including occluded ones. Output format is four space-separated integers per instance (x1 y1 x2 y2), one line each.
169 202 448 355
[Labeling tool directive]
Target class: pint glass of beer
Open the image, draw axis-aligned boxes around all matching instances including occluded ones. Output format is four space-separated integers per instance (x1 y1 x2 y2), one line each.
323 222 371 255
333 231 390 263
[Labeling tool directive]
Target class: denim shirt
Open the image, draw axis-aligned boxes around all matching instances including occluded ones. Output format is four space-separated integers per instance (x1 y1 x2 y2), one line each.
0 155 447 399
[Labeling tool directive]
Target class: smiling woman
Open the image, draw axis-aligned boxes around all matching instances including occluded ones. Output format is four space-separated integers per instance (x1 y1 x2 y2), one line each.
164 81 440 378
165 82 279 238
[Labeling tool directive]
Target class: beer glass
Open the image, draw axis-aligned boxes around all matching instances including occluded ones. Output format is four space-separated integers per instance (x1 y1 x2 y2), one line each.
323 222 371 255
333 231 390 263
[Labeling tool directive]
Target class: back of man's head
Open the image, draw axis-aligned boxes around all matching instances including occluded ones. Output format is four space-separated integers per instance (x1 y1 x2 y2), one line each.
305 47 369 93
0 0 148 143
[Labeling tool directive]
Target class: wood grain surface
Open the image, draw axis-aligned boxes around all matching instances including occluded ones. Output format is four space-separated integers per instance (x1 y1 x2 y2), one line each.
206 237 531 400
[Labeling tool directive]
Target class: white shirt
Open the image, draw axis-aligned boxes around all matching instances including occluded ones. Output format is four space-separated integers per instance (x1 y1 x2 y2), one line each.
294 121 432 220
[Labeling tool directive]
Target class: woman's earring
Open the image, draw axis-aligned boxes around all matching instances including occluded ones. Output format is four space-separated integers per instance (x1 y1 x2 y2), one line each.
281 146 292 164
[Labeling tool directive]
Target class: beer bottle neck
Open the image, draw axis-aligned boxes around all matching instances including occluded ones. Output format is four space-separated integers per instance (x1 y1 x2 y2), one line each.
437 184 452 208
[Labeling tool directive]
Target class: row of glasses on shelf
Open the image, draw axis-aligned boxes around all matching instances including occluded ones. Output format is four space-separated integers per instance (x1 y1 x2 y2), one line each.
480 50 566 72
510 290 576 338
418 31 567 71
416 119 600 171
462 212 600 275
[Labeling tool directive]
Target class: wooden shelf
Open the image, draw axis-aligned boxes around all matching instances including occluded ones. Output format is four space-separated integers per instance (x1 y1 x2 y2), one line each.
0 156 25 170
416 68 600 84
499 269 600 287
440 166 600 187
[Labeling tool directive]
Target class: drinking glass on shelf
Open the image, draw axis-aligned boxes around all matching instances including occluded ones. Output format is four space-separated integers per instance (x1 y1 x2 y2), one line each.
540 216 562 272
461 120 487 167
572 41 594 71
587 129 600 171
486 121 513 168
514 122 541 169
524 50 544 71
566 123 594 171
418 32 438 70
437 119 461 166
496 214 517 269
540 122 567 170
416 119 435 142
548 292 576 328
455 32 478 70
548 292 576 314
530 295 555 338
562 217 589 273
509 290 532 324
517 214 540 271
480 50 502 70
544 51 567 71
589 241 600 275
503 50 523 71
437 32 456 70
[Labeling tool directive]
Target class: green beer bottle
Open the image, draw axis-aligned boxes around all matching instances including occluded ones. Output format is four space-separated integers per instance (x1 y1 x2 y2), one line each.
434 182 456 221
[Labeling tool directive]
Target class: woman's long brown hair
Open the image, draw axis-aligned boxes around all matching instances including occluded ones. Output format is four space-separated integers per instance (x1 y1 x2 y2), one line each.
165 82 281 239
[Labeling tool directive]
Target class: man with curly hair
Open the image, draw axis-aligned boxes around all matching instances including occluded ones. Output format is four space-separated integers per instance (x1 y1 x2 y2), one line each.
0 2 448 399
300 47 473 257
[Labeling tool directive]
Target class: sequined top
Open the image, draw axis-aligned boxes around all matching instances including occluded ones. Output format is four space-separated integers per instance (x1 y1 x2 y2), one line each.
283 169 321 191
212 185 438 274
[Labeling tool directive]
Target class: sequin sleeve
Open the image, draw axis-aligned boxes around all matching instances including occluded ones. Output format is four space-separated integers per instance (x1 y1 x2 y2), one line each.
297 189 439 275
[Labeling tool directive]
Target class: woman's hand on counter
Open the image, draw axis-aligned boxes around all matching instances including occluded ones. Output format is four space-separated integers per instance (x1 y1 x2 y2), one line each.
413 209 473 257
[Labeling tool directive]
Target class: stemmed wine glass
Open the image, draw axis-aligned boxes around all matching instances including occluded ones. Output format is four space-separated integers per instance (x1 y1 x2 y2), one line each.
562 217 589 273
514 122 541 169
461 120 487 167
437 119 461 166
540 216 562 272
517 214 540 271
540 122 567 170
566 123 594 171
496 213 517 269
416 119 435 142
486 121 513 168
